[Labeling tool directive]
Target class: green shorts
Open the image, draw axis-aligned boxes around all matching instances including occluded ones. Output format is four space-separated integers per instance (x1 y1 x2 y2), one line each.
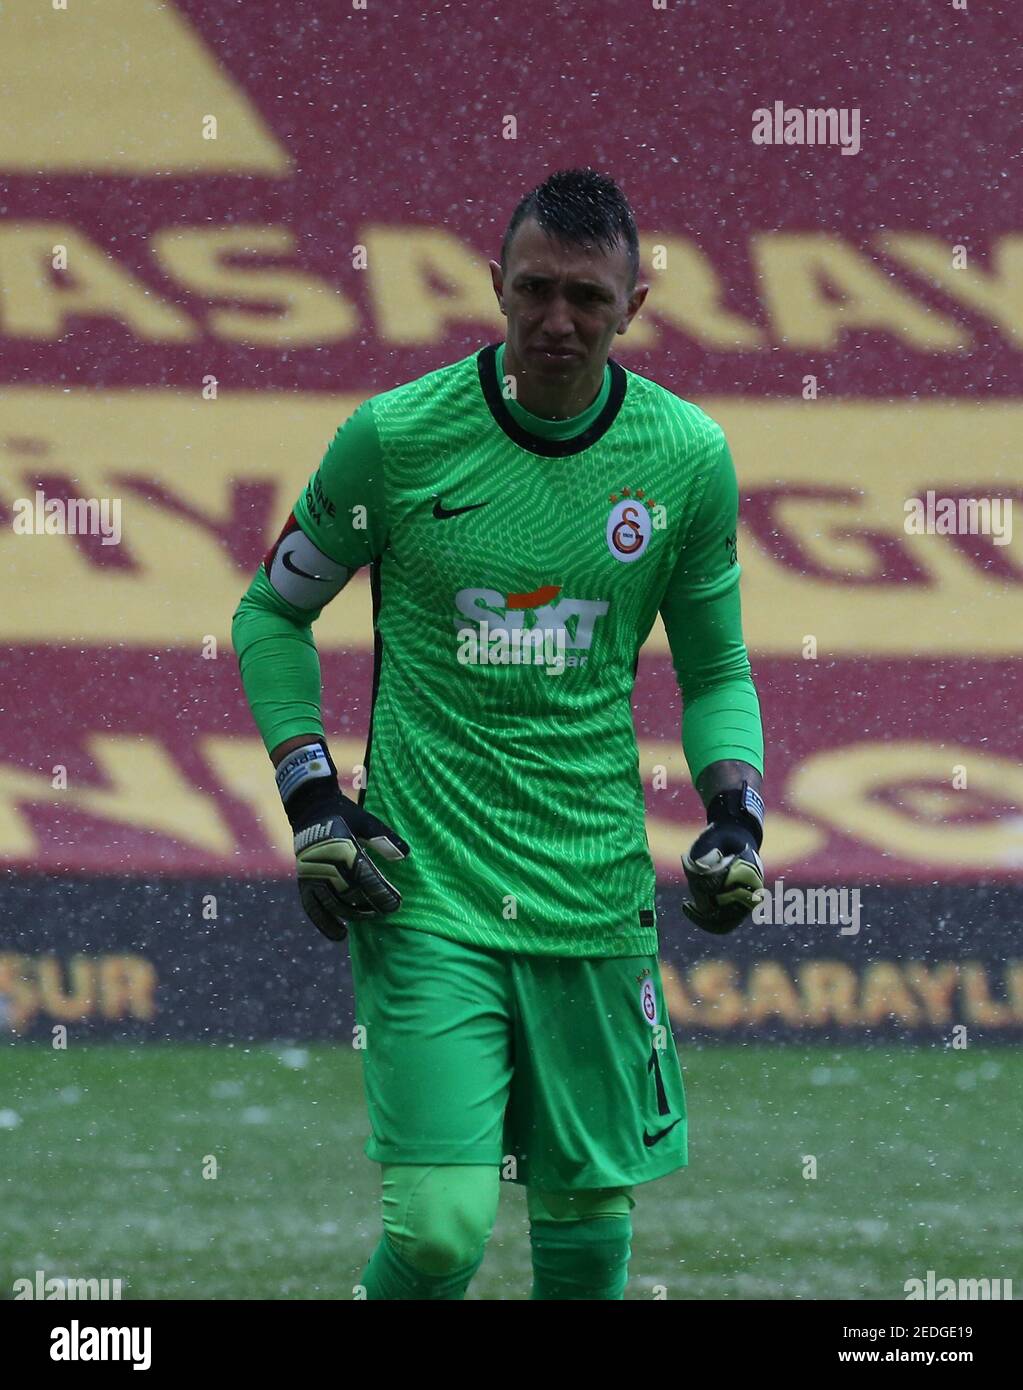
346 921 687 1191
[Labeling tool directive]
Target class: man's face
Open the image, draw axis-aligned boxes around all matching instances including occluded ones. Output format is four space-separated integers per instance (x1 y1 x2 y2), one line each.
490 217 646 379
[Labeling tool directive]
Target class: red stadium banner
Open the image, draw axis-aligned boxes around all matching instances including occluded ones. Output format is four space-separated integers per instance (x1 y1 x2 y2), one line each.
1 0 1021 883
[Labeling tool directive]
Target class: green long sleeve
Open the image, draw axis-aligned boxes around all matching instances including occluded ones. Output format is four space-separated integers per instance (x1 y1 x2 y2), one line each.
658 434 764 783
231 400 388 753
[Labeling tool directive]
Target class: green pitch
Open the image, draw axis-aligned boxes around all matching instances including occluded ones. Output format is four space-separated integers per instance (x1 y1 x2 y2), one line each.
1 1043 1018 1300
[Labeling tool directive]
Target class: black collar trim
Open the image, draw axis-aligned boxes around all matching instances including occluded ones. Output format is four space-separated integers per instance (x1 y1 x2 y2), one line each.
476 341 627 457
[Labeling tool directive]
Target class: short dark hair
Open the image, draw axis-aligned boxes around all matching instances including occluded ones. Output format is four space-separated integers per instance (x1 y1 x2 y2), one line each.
500 168 640 293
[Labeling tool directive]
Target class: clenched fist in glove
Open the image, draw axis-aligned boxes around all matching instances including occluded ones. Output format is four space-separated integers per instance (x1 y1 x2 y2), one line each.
682 781 766 936
275 741 409 942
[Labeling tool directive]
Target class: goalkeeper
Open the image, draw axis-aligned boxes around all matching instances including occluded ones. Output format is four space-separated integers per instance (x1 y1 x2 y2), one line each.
232 168 764 1300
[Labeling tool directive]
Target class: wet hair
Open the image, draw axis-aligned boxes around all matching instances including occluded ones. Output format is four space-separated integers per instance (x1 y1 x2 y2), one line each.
500 168 639 292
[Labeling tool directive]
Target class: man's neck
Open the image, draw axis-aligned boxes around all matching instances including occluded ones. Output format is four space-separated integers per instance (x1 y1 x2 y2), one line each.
501 341 605 420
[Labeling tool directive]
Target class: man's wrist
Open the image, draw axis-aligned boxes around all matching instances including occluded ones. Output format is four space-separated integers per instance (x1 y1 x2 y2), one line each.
271 733 324 768
705 780 765 850
275 741 336 802
275 741 344 831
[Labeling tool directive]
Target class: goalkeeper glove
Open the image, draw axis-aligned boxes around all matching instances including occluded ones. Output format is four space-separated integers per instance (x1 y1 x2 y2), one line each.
276 741 409 942
682 781 766 936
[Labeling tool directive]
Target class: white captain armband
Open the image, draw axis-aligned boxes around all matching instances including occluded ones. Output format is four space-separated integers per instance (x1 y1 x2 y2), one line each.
263 512 352 609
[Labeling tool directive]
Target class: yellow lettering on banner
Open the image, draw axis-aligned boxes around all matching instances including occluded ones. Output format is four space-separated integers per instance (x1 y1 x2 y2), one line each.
152 227 357 346
0 955 38 1032
98 956 157 1022
751 233 966 350
0 391 375 646
662 401 1023 657
0 954 157 1033
643 233 763 349
0 224 195 342
363 226 509 344
202 734 368 861
645 814 705 869
644 813 824 873
789 742 1023 870
799 962 859 1025
960 962 1019 1025
0 737 235 862
639 736 825 870
860 963 923 1026
902 788 961 818
1007 964 1023 1017
686 961 746 1027
636 733 828 861
904 962 960 1024
2 395 1020 655
659 962 695 1022
746 961 803 1025
636 739 694 788
36 956 94 1022
879 234 1023 347
0 0 291 175
745 488 909 582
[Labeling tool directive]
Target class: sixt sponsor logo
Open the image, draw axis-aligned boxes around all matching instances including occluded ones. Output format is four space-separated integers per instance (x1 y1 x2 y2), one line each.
453 584 609 676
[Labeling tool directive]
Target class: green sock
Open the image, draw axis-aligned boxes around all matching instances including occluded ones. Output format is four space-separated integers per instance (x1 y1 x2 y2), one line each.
529 1216 632 1300
360 1234 483 1301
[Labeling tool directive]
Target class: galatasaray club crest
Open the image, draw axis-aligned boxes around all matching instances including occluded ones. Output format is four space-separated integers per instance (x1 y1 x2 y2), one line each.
640 977 658 1026
606 487 653 563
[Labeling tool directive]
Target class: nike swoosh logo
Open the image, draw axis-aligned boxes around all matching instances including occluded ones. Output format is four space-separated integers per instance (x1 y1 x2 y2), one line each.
642 1118 682 1148
281 548 329 581
432 498 489 520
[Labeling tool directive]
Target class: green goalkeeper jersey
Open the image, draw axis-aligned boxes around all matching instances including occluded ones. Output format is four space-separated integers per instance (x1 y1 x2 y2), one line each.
233 342 763 957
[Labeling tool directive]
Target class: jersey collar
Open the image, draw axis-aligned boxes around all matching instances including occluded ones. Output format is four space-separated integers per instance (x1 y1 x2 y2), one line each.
476 341 627 457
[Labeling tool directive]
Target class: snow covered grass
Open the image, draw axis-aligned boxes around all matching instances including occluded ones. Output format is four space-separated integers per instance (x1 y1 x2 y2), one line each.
1 1043 1017 1300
